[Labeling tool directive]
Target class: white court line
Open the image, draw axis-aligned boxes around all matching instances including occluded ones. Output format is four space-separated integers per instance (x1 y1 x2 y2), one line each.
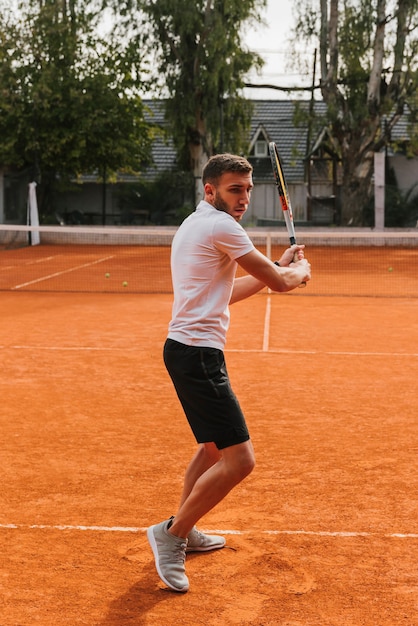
0 345 417 358
0 523 417 538
0 255 58 271
262 295 271 352
0 345 137 351
227 348 418 357
11 255 114 290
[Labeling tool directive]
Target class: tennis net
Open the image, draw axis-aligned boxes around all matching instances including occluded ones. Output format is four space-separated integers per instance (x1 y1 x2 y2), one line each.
1 224 417 297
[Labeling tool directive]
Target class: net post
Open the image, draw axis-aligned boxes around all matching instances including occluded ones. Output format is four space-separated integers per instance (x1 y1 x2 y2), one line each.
266 231 272 295
266 231 272 261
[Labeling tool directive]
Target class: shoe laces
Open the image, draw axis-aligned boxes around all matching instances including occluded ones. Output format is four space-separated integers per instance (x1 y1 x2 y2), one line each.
173 542 187 563
188 527 203 543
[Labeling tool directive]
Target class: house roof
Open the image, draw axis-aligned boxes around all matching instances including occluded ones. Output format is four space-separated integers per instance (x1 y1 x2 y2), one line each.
386 103 418 155
143 98 328 183
143 98 415 182
247 100 327 182
143 100 178 178
74 99 321 184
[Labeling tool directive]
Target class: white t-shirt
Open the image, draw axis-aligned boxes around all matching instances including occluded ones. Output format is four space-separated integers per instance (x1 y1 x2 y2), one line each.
167 200 255 350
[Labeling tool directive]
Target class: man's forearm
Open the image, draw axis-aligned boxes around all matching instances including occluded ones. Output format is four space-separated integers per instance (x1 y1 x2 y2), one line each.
230 275 266 304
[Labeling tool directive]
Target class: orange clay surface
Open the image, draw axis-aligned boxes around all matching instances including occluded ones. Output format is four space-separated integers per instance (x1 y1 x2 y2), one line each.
1 286 418 626
1 244 418 297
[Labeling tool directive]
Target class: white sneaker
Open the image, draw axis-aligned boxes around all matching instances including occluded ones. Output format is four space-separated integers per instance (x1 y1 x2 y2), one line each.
147 519 189 592
186 526 226 552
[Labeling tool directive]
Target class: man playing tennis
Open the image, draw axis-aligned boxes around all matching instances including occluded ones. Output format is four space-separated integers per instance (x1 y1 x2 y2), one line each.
147 153 311 592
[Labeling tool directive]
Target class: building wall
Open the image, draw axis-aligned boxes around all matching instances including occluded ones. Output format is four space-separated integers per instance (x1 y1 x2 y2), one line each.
243 182 308 226
390 155 418 198
1 157 417 226
56 184 115 224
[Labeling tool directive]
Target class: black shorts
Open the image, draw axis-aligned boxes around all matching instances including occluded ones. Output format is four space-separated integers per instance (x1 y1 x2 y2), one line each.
163 338 250 450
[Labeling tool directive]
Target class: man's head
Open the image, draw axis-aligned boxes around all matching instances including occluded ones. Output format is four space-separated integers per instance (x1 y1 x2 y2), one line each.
202 153 253 185
202 154 254 222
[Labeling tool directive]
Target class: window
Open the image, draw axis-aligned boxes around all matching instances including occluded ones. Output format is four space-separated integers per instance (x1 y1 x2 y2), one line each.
255 140 268 157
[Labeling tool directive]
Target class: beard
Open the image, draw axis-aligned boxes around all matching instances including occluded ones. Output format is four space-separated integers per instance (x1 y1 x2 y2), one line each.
213 191 230 214
211 188 245 222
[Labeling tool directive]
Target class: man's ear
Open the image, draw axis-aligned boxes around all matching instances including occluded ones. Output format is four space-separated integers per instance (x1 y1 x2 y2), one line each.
204 182 215 198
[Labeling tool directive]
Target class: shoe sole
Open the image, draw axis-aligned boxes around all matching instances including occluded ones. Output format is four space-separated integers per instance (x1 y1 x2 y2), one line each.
146 525 189 593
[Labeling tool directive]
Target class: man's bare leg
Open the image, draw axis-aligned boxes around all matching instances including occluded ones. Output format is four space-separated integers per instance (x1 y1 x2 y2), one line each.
178 442 221 508
169 439 255 539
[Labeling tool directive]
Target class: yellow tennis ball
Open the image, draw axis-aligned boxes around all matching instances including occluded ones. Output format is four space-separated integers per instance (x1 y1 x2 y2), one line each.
388 267 393 272
122 281 128 287
105 273 110 278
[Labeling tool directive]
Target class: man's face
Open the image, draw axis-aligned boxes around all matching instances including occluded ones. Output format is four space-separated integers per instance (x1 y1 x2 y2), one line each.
205 171 254 222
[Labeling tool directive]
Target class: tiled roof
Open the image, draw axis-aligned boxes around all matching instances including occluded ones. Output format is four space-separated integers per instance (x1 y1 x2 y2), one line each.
143 99 322 182
143 99 414 182
386 104 418 155
143 98 326 182
143 100 178 177
248 100 327 181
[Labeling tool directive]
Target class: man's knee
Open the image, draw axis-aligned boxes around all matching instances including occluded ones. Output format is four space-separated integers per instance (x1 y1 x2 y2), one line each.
223 441 255 482
240 448 256 478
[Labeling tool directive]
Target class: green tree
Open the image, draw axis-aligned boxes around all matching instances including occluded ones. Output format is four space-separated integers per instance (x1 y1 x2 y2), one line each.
293 0 418 225
110 0 265 201
0 0 153 215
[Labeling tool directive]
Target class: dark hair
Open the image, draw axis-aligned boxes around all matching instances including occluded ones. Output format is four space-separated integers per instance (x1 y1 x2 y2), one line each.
202 153 253 185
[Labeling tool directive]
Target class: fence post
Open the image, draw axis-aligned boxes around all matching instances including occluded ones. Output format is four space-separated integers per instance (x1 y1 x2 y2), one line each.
374 152 385 230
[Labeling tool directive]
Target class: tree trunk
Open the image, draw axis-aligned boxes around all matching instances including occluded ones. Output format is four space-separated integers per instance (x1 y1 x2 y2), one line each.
367 0 386 113
320 0 339 104
302 0 416 225
189 111 209 205
340 150 375 225
389 0 411 99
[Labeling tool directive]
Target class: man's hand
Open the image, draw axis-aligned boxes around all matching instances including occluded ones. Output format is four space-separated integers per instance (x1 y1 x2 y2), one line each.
292 257 311 285
277 244 305 267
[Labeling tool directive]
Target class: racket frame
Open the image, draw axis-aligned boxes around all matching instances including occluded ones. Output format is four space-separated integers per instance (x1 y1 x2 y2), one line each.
268 141 297 246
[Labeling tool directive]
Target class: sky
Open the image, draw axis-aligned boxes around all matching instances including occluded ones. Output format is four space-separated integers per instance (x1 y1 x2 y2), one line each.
12 0 312 102
243 0 314 100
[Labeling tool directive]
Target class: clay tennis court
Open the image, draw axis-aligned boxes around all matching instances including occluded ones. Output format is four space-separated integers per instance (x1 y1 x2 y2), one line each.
1 234 417 625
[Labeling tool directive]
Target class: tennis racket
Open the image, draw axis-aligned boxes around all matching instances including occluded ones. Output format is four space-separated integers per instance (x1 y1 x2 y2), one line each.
268 141 298 245
269 141 306 285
